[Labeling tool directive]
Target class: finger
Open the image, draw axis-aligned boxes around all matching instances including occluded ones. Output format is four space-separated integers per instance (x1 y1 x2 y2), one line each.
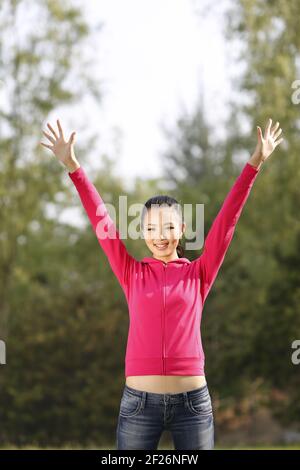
42 130 55 144
47 122 58 140
271 121 280 135
68 131 76 145
273 128 282 140
40 142 52 149
57 119 64 139
275 137 284 147
257 126 263 141
264 118 272 139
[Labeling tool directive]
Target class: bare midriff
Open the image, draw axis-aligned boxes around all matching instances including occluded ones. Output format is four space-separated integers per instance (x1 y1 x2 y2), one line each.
125 375 207 394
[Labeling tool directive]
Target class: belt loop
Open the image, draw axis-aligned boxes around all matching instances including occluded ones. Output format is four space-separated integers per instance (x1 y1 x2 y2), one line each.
183 391 188 408
141 391 146 409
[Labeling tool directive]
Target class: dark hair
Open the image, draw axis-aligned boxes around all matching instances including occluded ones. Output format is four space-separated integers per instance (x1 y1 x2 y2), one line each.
141 195 185 258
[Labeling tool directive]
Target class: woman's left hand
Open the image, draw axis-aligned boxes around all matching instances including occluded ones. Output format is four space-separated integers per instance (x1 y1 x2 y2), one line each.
254 118 284 163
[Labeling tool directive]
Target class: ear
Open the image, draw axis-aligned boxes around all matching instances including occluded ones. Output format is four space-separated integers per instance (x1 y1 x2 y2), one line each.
181 221 186 237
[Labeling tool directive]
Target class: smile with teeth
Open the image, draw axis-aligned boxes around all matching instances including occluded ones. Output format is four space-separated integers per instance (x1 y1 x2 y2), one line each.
155 242 169 249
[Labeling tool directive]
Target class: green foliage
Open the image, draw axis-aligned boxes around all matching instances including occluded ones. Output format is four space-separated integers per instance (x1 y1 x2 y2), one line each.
1 0 300 447
161 0 300 431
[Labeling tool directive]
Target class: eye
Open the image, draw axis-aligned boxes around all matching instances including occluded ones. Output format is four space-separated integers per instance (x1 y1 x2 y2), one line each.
146 226 174 230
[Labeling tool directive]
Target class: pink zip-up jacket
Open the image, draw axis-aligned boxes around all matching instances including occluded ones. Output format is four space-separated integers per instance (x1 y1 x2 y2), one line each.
69 162 260 377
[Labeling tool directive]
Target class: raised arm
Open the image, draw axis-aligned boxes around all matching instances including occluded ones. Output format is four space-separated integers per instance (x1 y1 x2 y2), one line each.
195 161 259 304
195 118 284 305
40 119 137 292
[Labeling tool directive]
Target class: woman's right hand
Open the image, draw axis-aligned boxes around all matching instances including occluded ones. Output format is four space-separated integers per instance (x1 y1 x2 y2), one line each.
40 119 80 172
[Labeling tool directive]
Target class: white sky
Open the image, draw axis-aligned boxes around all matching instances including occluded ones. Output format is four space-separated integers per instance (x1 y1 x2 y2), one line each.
70 0 233 189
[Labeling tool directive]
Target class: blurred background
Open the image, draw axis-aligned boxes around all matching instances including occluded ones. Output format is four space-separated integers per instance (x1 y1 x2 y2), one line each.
0 0 300 449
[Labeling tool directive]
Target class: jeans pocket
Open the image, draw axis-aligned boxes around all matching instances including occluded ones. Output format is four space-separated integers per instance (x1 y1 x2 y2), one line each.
187 393 213 417
119 393 143 418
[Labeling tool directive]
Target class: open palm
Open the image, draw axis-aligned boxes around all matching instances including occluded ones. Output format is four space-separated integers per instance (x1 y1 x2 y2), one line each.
255 118 284 162
40 119 76 166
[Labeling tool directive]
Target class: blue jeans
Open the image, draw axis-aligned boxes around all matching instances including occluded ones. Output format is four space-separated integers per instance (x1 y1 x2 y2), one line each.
116 383 214 450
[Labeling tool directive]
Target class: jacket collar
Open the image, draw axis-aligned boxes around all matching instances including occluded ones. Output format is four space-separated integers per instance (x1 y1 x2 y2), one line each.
141 256 191 265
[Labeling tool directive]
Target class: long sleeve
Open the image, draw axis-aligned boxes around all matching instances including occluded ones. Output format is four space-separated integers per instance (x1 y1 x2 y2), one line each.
195 162 260 305
68 166 136 291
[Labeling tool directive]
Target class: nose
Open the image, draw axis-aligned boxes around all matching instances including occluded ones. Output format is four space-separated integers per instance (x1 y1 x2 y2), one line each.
159 232 169 240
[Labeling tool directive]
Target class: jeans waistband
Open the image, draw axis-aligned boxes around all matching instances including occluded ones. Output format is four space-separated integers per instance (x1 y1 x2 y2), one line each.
123 382 209 404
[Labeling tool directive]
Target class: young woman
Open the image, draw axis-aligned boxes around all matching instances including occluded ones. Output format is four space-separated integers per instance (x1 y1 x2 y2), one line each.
40 118 283 450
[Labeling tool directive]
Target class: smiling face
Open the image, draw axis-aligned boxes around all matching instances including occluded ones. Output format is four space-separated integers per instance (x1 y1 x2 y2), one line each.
142 205 186 262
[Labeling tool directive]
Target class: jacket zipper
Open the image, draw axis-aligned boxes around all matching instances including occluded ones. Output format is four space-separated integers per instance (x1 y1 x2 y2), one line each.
162 263 167 375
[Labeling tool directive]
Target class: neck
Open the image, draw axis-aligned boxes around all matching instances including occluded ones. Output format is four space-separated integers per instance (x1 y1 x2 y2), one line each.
153 253 179 263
